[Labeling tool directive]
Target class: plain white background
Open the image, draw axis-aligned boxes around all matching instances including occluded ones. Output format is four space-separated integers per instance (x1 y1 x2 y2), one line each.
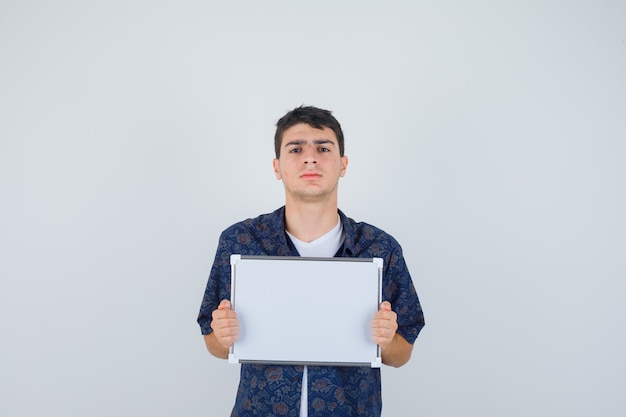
1 1 624 416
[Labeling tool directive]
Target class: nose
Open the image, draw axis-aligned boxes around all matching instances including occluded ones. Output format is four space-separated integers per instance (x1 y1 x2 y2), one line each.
303 146 317 164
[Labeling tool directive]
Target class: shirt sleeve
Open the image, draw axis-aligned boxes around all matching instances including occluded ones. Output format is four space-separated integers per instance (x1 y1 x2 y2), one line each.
384 243 425 345
197 230 234 335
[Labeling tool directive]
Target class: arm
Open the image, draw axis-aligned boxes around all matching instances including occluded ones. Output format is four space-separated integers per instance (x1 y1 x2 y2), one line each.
371 301 414 367
204 299 239 359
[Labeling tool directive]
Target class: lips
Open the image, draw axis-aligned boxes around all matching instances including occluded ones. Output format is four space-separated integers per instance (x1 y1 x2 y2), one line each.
301 171 321 179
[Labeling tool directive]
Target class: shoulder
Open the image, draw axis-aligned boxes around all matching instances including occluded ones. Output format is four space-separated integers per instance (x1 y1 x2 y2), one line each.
339 210 403 257
341 212 399 244
221 207 285 237
216 207 290 257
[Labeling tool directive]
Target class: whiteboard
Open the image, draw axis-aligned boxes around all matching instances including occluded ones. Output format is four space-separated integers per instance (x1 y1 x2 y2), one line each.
229 255 383 367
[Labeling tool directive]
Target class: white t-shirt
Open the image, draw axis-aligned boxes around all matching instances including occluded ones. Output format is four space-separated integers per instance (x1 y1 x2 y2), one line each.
286 216 344 417
286 216 344 259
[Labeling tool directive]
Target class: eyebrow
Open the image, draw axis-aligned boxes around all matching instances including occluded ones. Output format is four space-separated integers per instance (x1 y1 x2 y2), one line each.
283 139 336 148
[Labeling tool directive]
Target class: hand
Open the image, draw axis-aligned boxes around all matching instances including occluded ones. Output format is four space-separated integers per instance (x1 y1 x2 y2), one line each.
371 301 399 351
210 299 239 351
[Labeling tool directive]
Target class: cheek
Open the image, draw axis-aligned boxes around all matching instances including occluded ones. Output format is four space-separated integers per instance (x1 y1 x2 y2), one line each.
275 163 296 180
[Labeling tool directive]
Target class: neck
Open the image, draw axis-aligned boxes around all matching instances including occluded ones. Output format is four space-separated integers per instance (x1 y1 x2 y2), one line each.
284 199 339 243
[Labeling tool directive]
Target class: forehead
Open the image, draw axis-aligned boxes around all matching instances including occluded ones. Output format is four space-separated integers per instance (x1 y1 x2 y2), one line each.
281 123 338 145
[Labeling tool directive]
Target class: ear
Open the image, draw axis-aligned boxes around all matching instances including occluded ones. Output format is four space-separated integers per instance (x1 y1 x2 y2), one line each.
339 155 348 177
272 158 282 179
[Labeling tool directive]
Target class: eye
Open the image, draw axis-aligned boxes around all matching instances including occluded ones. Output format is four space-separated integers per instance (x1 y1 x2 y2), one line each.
289 147 302 153
318 147 330 152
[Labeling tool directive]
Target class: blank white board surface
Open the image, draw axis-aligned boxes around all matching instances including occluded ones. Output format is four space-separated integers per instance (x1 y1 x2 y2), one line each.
229 255 383 367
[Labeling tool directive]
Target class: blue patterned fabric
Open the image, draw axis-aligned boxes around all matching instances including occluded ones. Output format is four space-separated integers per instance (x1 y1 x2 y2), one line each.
198 207 425 417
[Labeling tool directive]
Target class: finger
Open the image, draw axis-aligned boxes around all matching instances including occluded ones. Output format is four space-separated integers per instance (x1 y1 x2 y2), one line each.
212 308 237 322
218 299 232 310
371 327 394 347
211 316 239 334
212 306 237 323
379 301 392 311
373 318 395 331
372 309 395 324
213 327 239 349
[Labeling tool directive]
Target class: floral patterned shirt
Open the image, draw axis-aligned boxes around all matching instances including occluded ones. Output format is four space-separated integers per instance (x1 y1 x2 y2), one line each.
198 206 425 417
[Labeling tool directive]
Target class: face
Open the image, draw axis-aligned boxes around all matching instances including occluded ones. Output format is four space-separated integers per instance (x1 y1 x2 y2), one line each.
273 123 348 204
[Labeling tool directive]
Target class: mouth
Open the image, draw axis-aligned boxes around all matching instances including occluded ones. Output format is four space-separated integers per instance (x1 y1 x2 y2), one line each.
300 171 322 180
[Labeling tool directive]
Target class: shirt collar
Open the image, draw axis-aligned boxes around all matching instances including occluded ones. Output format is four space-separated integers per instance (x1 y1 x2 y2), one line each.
271 206 357 257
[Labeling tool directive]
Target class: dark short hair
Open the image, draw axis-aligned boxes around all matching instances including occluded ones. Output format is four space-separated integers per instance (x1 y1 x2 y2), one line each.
274 105 344 158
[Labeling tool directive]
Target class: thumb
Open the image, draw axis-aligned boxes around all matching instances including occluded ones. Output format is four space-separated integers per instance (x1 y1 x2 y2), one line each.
379 301 392 311
218 299 232 310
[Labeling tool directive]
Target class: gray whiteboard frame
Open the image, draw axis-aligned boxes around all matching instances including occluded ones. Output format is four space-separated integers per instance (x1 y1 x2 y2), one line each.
229 255 383 368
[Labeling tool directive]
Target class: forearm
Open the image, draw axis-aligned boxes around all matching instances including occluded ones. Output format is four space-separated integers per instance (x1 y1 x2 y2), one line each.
203 333 230 359
381 333 413 368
